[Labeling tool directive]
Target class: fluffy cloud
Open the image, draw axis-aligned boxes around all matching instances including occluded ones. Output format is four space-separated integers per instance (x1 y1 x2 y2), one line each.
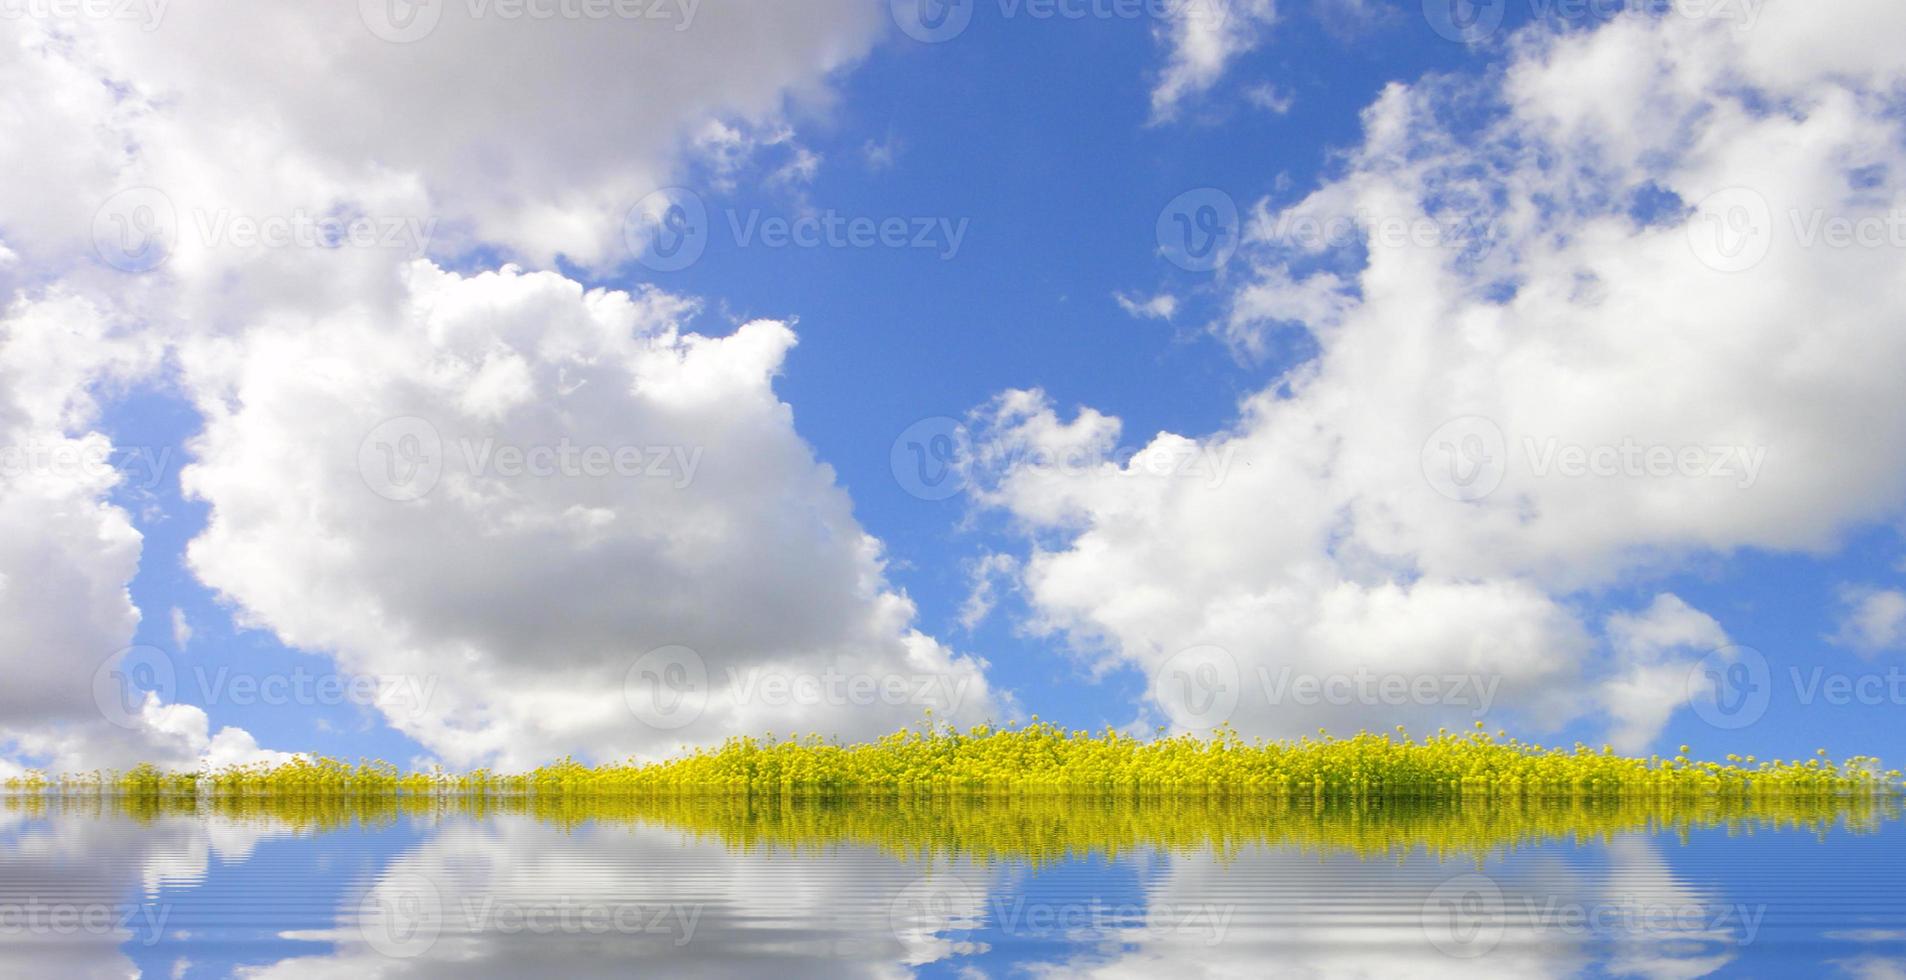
1113 291 1179 321
0 2 886 368
0 291 284 772
1600 596 1730 752
1832 586 1906 656
0 2 947 771
180 262 994 769
975 1 1906 749
960 552 1021 631
1 2 882 278
1149 0 1276 122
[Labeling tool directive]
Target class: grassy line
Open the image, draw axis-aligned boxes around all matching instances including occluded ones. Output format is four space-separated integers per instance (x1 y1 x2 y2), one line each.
7 723 1900 803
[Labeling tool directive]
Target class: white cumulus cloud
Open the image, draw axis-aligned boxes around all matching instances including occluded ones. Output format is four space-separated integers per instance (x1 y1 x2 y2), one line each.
975 1 1906 751
1832 586 1906 656
1149 0 1277 122
180 262 996 769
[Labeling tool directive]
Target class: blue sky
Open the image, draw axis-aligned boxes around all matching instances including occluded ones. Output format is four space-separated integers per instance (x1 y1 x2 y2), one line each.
103 6 1465 763
6 0 1906 775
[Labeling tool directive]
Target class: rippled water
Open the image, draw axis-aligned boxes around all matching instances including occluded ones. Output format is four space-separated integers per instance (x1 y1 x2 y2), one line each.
2 796 1903 978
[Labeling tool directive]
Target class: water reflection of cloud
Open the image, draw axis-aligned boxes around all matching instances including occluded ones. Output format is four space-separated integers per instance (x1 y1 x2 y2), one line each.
229 820 1755 978
4 807 1885 978
243 814 991 978
0 814 280 978
1017 834 1743 979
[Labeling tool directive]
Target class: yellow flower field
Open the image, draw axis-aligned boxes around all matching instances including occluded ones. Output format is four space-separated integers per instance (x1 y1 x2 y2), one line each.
8 721 1899 805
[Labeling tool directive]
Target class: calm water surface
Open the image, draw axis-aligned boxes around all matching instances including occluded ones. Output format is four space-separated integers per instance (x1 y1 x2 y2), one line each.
1 796 1903 977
